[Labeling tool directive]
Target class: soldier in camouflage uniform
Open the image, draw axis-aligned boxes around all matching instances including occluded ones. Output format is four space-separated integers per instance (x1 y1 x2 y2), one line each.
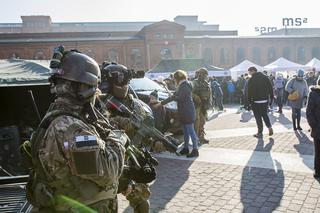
192 67 211 144
99 63 151 213
26 50 126 212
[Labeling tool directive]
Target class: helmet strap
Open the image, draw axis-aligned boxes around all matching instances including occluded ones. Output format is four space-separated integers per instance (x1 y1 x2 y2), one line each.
77 87 96 101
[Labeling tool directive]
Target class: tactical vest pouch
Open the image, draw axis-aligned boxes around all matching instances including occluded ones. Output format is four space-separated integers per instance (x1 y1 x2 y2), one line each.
199 90 210 99
34 182 55 207
26 170 55 207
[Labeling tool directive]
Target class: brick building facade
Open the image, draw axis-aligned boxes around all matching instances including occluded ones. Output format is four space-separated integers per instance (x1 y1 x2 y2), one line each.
0 16 319 70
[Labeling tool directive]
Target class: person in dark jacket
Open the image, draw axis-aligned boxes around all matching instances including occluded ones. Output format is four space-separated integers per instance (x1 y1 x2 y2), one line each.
148 90 166 132
306 70 318 87
247 66 274 138
273 74 286 113
306 77 320 179
161 70 199 157
243 74 251 111
210 77 224 110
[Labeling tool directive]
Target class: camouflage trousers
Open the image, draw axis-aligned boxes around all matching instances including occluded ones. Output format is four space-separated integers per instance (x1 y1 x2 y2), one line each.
32 198 117 213
195 107 206 142
126 183 151 213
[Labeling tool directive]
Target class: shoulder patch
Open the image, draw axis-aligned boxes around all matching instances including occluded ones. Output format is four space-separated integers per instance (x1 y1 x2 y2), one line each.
75 135 98 148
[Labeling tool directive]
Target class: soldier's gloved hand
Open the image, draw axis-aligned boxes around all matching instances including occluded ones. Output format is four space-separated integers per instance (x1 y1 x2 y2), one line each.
121 184 133 196
111 116 134 131
122 119 134 131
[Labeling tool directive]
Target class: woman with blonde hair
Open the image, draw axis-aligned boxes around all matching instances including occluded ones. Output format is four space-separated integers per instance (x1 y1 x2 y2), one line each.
161 70 199 157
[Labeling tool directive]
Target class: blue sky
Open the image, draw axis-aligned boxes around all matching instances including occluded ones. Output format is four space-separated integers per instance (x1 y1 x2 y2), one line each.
0 0 318 35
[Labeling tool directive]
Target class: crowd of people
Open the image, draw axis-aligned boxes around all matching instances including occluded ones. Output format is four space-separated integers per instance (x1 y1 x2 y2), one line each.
26 44 320 213
162 70 318 113
155 67 320 180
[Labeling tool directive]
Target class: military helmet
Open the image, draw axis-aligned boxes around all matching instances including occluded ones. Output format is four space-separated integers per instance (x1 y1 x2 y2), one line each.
102 63 132 86
197 67 208 76
50 52 101 87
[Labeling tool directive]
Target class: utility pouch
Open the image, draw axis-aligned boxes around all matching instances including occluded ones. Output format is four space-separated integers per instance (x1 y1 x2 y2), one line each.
34 182 55 207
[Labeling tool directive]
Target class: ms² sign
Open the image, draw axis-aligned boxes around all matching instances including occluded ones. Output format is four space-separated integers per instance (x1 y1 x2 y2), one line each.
255 18 308 34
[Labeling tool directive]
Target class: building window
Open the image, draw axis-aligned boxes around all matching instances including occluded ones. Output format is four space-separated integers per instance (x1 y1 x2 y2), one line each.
160 48 172 59
297 47 305 64
252 47 261 64
168 34 175 39
130 48 143 67
34 49 46 60
186 46 197 58
236 47 245 64
203 48 213 64
312 47 320 59
220 48 226 65
154 33 175 40
283 47 291 60
155 33 161 39
108 48 119 62
267 47 276 63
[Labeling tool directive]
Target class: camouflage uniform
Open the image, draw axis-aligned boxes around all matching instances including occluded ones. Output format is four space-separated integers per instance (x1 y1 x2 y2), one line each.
29 98 126 213
104 94 151 213
99 63 152 213
26 50 126 213
192 68 211 144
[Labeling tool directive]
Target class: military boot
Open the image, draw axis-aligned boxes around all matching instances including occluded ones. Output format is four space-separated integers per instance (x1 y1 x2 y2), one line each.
187 149 199 158
200 138 209 144
179 148 189 156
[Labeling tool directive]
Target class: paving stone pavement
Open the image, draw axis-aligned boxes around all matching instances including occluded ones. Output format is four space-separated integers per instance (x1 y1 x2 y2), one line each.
118 107 320 213
206 131 314 155
118 158 320 213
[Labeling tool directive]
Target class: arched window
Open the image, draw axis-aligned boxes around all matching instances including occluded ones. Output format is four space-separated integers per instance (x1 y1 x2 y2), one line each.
283 47 291 60
130 48 143 67
220 48 226 65
186 46 197 58
203 48 213 64
267 47 276 63
160 47 172 59
108 48 119 62
297 47 305 64
236 47 245 64
312 47 320 59
34 49 46 60
252 47 261 64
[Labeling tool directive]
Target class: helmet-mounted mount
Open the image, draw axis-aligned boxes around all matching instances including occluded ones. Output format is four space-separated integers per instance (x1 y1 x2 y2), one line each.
101 62 145 86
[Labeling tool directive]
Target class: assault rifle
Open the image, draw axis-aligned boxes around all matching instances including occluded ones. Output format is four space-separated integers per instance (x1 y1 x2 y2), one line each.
93 105 159 185
104 95 180 153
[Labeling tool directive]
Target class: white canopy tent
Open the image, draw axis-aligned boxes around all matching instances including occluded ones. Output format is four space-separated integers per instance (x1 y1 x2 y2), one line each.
305 58 320 71
229 60 263 80
264 57 310 76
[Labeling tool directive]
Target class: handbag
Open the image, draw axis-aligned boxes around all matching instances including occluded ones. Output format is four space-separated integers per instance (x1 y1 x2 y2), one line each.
287 80 300 101
288 90 299 101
